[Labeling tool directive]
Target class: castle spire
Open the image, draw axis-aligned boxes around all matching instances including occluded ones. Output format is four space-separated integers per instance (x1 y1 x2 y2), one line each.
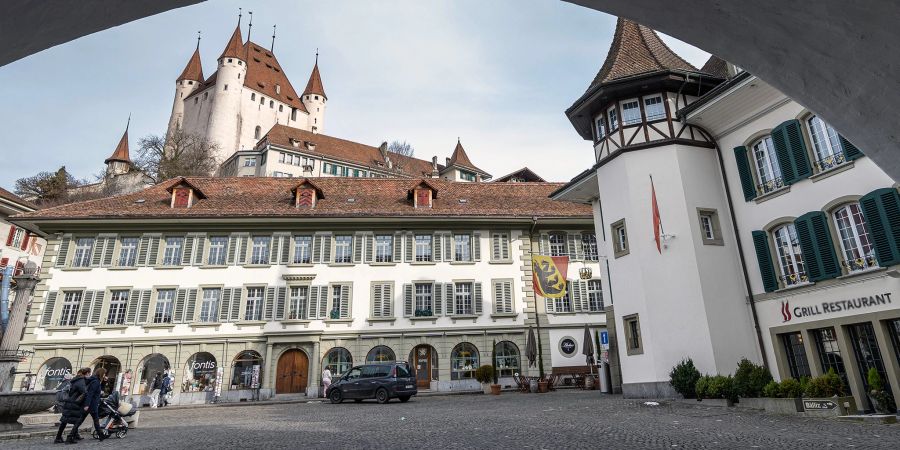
177 41 204 82
219 23 244 60
303 52 326 99
105 116 132 165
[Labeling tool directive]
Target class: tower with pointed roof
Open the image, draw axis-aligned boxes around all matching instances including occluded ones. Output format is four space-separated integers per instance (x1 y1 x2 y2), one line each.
105 121 132 177
439 139 491 182
302 54 327 134
556 18 758 398
204 24 250 158
167 40 204 136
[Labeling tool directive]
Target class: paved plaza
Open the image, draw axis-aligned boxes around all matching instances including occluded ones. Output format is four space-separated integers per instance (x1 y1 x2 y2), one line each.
11 390 900 449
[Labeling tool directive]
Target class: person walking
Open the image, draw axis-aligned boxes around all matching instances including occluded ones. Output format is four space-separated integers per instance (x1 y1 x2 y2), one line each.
321 366 333 397
54 373 73 414
148 372 162 408
159 370 171 407
76 367 109 442
55 368 87 444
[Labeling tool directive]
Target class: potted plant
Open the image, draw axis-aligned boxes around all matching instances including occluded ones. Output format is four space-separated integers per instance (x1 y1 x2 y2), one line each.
475 365 495 394
867 368 896 414
490 340 501 395
802 369 857 416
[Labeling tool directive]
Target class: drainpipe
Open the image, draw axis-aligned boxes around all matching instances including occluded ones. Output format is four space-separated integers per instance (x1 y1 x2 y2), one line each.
713 141 769 369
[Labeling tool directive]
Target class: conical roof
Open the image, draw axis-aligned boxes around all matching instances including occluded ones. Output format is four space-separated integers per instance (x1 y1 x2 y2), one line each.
303 62 326 99
177 48 204 82
104 128 131 164
219 25 245 60
446 139 488 175
588 18 697 89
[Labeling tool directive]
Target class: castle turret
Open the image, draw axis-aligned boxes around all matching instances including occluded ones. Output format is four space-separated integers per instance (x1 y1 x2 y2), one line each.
302 55 327 134
206 24 248 156
167 43 205 136
105 122 132 176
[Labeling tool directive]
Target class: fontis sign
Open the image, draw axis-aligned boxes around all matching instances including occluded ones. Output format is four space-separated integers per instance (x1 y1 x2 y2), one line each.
192 360 216 370
40 367 72 378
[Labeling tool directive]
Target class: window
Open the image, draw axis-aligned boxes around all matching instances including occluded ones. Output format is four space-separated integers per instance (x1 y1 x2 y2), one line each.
833 203 877 273
491 232 510 261
275 84 281 94
118 237 138 267
207 236 227 265
620 98 641 125
459 170 476 181
72 238 94 267
260 96 265 105
548 233 566 257
493 279 513 314
288 286 308 319
9 228 24 248
366 346 396 363
415 235 433 262
643 94 665 121
199 288 219 322
772 224 808 286
334 235 352 263
624 314 643 355
269 100 274 108
293 235 312 264
251 93 256 101
781 332 811 379
254 126 261 139
697 208 724 246
847 322 891 398
454 282 473 315
250 236 270 264
582 233 598 261
554 281 573 313
371 282 393 318
375 235 393 263
244 287 264 321
454 234 472 262
279 104 283 112
106 290 128 325
414 283 433 316
595 116 606 139
161 237 184 266
889 319 900 372
323 347 352 377
59 291 82 326
450 343 479 380
587 280 604 311
232 350 263 389
611 220 629 258
751 136 784 194
807 115 846 171
607 106 618 131
153 289 175 324
494 341 520 377
330 285 349 319
224 84 228 91
811 327 849 388
244 157 257 167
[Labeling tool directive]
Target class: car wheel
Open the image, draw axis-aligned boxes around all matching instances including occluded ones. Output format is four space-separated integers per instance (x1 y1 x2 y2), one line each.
375 388 389 404
329 389 343 404
398 395 410 403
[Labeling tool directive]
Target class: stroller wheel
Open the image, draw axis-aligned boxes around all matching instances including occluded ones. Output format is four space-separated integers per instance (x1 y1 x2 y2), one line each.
116 429 128 438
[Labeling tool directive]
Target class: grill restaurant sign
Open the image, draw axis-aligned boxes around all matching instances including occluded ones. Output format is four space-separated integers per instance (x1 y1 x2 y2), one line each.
781 292 893 323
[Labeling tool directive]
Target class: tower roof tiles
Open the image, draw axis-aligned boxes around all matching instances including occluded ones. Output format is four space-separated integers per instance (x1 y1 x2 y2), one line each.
219 25 244 60
303 62 326 99
177 48 204 82
104 129 131 165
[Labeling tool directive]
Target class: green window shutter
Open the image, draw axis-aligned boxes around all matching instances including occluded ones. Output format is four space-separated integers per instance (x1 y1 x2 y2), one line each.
859 188 900 267
403 284 413 317
771 120 812 184
55 236 71 267
474 282 483 314
102 237 116 266
40 292 58 327
838 134 864 161
794 211 841 281
194 235 206 265
89 291 104 325
230 288 242 321
174 289 187 323
181 236 195 265
751 231 779 293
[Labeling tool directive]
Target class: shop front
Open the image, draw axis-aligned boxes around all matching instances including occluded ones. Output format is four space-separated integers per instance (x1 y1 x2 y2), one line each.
180 352 218 404
35 357 72 390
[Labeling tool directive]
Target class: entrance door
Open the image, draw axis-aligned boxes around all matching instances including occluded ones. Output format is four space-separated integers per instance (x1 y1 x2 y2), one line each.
276 349 309 394
413 345 432 389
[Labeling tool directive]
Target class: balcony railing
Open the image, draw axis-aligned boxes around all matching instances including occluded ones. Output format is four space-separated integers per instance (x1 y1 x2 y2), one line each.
842 255 879 273
813 152 847 172
780 273 810 287
757 177 786 195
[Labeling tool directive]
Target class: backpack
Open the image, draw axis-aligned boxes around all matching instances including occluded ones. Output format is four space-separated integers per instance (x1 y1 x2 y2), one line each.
55 381 70 404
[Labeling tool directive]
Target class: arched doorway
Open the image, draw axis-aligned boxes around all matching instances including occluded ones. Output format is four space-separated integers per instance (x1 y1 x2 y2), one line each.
408 345 439 390
276 349 309 394
91 355 122 395
137 353 169 395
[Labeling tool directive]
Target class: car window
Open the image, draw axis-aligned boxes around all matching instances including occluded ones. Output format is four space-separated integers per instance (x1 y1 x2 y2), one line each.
395 363 411 378
345 368 362 380
361 366 379 378
373 365 390 377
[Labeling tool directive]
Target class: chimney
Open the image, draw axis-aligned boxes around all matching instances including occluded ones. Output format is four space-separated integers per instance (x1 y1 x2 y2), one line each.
445 157 451 166
379 142 388 158
431 156 439 177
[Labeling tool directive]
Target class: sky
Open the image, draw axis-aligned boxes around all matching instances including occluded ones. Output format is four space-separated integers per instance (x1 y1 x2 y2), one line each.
0 0 709 191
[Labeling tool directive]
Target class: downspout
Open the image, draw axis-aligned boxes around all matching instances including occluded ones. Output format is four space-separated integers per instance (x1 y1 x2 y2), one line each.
713 141 769 369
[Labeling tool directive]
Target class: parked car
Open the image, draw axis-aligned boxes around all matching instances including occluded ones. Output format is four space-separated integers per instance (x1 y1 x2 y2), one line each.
327 362 417 404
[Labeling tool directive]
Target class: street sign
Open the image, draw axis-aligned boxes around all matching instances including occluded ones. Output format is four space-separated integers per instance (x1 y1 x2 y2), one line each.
803 400 837 410
600 331 609 347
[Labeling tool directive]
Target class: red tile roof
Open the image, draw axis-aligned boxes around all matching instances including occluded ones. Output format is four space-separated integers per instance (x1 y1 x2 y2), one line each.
303 62 326 99
243 42 306 111
0 187 37 211
493 167 547 183
177 48 204 82
219 25 244 60
262 124 437 177
104 129 130 164
445 140 488 176
700 55 730 79
14 177 591 220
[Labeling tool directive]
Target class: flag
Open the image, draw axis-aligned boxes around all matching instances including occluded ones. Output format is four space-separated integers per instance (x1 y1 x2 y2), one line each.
651 177 661 253
531 255 568 298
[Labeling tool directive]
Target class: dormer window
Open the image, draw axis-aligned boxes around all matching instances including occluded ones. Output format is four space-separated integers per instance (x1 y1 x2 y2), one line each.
290 138 299 147
276 84 281 94
167 179 206 209
292 180 324 209
305 141 316 151
409 180 438 208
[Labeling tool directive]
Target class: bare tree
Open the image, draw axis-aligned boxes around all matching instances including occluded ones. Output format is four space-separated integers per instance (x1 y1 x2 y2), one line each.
387 140 415 172
14 166 90 206
136 129 220 183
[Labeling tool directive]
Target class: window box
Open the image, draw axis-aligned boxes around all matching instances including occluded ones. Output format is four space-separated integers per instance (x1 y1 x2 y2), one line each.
837 266 885 280
408 316 438 324
414 309 434 317
810 160 854 182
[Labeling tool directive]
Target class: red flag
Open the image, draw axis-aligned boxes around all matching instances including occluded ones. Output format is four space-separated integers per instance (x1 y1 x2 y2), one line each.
651 178 661 253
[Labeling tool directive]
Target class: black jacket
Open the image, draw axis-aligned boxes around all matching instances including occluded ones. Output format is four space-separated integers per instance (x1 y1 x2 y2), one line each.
84 376 102 411
59 376 86 424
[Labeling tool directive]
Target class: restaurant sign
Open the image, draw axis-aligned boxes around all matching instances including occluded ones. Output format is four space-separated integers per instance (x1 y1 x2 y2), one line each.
781 292 893 323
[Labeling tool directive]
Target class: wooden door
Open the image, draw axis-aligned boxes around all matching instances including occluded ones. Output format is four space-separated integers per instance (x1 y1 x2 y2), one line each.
413 346 432 389
276 349 309 394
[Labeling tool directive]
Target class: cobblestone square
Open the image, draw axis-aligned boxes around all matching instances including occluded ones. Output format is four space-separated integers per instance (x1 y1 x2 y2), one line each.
12 391 900 449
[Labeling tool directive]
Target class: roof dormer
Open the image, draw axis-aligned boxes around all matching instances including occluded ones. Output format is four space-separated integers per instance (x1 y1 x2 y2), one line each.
291 179 324 209
166 177 206 209
408 180 438 208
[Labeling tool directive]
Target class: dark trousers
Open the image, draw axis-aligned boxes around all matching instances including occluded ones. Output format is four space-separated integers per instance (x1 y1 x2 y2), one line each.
75 405 103 436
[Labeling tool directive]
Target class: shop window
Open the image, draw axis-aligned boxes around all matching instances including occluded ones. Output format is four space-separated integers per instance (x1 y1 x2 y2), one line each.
59 291 83 326
231 350 263 390
323 347 353 377
106 290 128 325
751 136 785 195
624 314 643 356
811 327 849 388
454 234 472 261
887 319 900 370
138 354 170 396
91 356 121 396
182 352 217 392
366 346 396 363
153 289 175 323
37 357 72 390
450 343 479 380
832 203 878 273
118 237 139 267
288 286 308 319
697 208 724 246
293 235 312 264
611 220 629 258
72 237 94 267
772 223 808 287
494 341 520 377
780 332 811 379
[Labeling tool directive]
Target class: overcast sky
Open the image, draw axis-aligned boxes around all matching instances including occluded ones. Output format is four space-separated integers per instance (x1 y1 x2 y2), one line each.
0 0 709 190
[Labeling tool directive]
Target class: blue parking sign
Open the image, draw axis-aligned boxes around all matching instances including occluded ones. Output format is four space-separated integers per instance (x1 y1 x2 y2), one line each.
600 331 609 345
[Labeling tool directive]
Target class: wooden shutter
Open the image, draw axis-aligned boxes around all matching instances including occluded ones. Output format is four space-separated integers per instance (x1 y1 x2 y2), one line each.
771 119 812 184
572 282 583 312
4 226 14 247
539 234 549 256
473 233 482 261
20 232 30 250
101 237 116 266
433 233 443 262
403 284 413 317
263 287 276 320
269 236 280 265
545 295 555 313
794 211 841 282
307 286 319 319
566 233 579 260
474 282 483 314
444 234 452 261
279 235 290 264
226 235 238 264
147 236 161 266
859 188 900 267
372 284 383 317
492 233 502 261
393 232 402 262
220 288 233 322
504 281 513 313
732 146 757 201
40 292 58 326
318 286 328 319
89 291 105 325
174 289 187 323
751 231 779 292
446 283 455 315
90 238 104 267
382 283 392 317
493 281 504 314
323 234 333 263
194 235 206 265
433 283 443 316
136 235 150 265
184 289 198 321
237 235 249 264
230 288 242 321
405 233 414 262
275 286 287 320
838 134 864 161
55 236 71 267
353 234 364 264
340 284 351 318
77 291 94 326
137 290 152 324
126 289 141 324
365 233 375 262
312 234 323 263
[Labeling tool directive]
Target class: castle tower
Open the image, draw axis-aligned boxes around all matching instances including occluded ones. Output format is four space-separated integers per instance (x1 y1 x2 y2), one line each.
205 24 248 157
104 121 132 177
167 41 205 136
302 55 326 134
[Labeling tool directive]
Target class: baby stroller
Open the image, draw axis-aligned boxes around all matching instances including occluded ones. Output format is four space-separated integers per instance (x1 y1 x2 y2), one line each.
92 392 138 439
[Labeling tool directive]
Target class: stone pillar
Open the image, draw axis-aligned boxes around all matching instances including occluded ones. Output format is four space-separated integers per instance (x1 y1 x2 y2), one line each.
307 341 320 398
0 262 40 392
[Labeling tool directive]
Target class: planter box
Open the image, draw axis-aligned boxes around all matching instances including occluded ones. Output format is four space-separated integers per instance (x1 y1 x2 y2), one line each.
735 397 766 410
736 397 802 414
694 398 735 407
802 396 857 417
